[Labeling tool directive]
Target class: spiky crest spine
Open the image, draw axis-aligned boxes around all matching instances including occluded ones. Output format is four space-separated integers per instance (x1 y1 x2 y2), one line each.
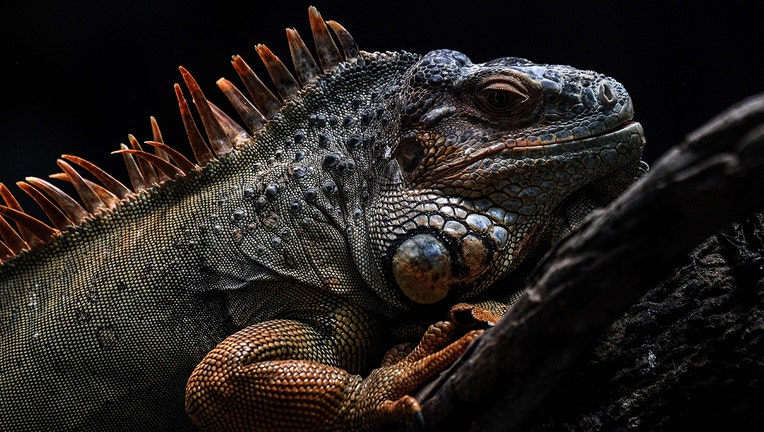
0 7 358 263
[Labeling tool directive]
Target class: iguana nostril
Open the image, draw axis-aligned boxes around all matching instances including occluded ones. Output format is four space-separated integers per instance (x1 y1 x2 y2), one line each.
597 82 617 107
392 234 452 304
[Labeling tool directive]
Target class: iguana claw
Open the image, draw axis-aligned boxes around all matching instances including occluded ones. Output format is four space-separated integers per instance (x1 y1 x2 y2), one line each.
351 321 483 429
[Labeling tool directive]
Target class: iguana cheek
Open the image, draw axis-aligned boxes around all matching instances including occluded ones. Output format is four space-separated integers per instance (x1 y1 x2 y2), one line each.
459 234 490 280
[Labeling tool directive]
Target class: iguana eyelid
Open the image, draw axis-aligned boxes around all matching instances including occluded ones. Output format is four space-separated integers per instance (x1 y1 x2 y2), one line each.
471 74 540 118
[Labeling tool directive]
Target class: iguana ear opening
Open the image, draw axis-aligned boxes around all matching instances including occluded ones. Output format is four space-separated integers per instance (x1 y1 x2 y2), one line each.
395 132 425 174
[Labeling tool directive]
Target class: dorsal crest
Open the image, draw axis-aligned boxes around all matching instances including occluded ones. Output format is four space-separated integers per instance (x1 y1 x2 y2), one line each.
0 6 360 263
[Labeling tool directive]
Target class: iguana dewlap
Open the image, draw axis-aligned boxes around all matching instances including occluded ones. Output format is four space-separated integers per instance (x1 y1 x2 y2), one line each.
0 7 645 431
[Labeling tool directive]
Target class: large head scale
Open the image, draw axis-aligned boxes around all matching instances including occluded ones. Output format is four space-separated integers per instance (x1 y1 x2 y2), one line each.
368 49 645 307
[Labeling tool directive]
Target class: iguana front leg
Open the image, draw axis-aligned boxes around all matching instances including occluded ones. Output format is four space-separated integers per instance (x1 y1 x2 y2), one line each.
186 318 362 431
185 312 482 431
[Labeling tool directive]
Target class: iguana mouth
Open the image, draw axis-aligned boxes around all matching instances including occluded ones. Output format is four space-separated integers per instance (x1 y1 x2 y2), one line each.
488 121 642 158
434 121 644 180
518 120 639 148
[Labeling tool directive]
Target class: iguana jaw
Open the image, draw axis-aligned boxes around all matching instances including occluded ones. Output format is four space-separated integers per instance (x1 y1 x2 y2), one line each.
433 121 644 181
375 120 646 308
507 120 641 151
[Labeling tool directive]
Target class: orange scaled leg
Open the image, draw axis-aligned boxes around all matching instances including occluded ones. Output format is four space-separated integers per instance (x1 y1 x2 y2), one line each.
186 316 484 431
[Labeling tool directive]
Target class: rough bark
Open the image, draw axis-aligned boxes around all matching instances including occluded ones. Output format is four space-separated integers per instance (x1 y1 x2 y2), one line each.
388 92 764 431
526 216 764 431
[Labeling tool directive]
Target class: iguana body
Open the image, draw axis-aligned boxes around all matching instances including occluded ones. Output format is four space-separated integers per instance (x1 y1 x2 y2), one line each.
0 7 645 431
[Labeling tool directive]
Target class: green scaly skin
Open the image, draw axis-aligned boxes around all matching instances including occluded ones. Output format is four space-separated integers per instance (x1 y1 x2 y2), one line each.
0 15 645 432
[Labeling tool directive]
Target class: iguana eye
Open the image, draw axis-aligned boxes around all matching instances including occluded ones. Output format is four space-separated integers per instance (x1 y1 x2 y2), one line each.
472 74 543 120
475 79 529 116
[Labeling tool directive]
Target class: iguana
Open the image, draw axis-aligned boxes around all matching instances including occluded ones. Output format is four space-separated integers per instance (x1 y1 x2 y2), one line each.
0 6 646 431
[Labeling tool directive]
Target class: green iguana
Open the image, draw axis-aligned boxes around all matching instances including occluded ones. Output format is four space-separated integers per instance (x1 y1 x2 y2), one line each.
0 7 646 431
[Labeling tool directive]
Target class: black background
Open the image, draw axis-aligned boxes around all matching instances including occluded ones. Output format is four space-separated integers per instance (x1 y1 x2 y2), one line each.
1 1 761 212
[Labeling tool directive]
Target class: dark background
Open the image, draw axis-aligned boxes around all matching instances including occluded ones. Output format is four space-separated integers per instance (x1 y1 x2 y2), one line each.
1 1 761 213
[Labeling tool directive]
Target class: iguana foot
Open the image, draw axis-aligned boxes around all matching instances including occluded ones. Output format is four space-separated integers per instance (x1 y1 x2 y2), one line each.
449 302 506 327
350 321 483 430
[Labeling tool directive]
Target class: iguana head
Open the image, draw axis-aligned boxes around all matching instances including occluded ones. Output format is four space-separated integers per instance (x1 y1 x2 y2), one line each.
369 49 645 307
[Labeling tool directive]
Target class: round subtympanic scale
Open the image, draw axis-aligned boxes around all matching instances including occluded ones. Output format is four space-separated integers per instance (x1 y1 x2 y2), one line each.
391 234 452 304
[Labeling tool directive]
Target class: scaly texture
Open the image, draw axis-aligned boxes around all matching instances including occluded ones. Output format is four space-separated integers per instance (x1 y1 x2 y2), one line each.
0 7 646 431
